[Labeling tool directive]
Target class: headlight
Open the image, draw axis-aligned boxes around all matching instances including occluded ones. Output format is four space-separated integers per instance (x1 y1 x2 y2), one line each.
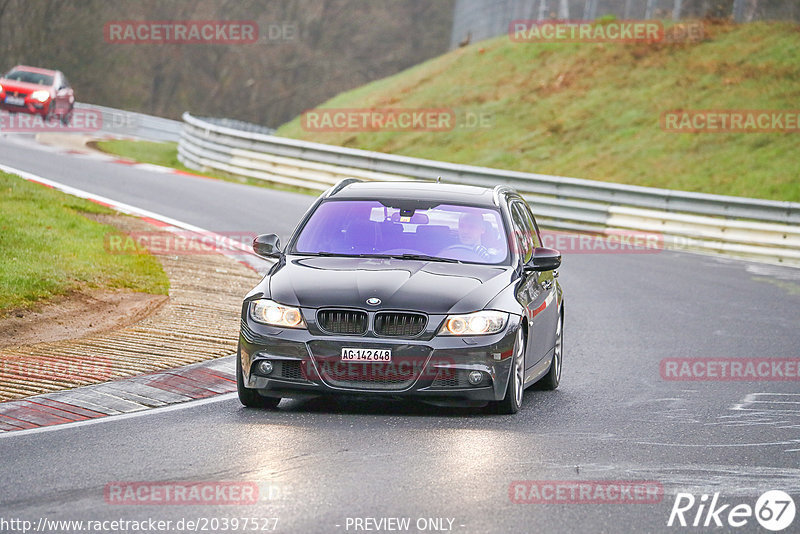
31 90 50 102
439 310 508 336
249 299 305 328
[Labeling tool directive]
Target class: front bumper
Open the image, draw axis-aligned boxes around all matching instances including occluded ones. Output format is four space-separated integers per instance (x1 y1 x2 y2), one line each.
0 99 51 116
239 315 520 405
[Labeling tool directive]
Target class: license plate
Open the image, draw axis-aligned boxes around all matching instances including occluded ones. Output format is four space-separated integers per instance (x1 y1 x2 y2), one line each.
4 96 25 106
341 348 392 362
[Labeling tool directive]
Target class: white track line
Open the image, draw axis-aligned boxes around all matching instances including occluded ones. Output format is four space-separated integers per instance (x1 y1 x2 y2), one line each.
0 393 238 439
0 163 265 436
0 162 258 258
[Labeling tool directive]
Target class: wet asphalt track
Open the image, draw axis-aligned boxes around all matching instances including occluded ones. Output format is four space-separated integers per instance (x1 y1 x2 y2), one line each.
1 135 799 533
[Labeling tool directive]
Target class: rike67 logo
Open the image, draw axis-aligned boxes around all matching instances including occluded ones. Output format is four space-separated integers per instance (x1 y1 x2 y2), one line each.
668 490 796 531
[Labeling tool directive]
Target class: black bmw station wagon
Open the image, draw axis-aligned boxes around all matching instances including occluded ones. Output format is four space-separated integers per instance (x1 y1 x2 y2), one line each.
237 179 563 414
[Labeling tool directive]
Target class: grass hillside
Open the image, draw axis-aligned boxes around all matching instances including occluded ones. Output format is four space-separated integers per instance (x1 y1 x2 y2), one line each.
0 172 168 315
277 21 800 202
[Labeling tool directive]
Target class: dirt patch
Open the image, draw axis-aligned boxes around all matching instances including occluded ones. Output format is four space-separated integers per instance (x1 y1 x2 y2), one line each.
36 133 105 156
0 290 168 349
0 212 261 402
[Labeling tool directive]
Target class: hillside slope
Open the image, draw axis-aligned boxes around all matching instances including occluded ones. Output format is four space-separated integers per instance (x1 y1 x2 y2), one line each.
278 21 800 201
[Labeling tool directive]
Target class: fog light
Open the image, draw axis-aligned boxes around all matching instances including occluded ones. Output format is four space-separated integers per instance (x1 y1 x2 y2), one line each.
257 361 274 375
468 371 484 385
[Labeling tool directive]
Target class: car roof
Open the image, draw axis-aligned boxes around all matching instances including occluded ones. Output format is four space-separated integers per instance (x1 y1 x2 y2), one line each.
8 65 58 75
328 180 503 207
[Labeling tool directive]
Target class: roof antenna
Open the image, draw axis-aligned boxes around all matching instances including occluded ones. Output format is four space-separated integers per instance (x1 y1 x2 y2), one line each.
436 176 441 184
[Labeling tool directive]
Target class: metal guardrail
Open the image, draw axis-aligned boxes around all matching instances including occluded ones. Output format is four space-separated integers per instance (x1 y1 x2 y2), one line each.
178 112 800 265
194 116 276 136
75 103 182 142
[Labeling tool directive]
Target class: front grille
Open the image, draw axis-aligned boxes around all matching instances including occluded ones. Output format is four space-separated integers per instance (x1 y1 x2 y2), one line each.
253 359 307 381
317 309 368 335
374 312 427 337
318 361 417 391
277 360 304 380
430 369 471 388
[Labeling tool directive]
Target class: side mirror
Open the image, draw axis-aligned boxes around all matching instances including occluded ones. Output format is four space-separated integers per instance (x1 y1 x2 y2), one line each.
525 247 561 272
253 234 282 259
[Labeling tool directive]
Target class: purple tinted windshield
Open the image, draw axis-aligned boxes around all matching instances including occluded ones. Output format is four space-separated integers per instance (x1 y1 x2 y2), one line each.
293 200 509 264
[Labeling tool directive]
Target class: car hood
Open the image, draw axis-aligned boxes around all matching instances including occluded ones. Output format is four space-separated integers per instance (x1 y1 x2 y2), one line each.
269 256 515 314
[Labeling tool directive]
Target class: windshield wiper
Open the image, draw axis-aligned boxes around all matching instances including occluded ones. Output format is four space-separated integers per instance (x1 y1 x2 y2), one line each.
387 254 462 263
299 252 461 263
299 252 401 259
299 252 346 257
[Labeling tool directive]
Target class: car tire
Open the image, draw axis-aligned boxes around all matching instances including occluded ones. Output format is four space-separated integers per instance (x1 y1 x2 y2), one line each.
492 325 525 414
535 309 562 391
236 347 281 409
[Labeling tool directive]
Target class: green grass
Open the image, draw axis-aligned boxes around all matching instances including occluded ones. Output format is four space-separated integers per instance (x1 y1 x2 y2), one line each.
277 20 800 202
92 139 182 168
93 140 318 196
0 171 169 315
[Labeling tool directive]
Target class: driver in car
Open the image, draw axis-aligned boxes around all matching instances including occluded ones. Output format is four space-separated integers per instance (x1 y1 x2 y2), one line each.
456 212 492 260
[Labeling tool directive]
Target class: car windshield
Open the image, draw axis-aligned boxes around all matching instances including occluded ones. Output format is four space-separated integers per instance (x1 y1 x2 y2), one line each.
293 200 509 265
3 69 54 86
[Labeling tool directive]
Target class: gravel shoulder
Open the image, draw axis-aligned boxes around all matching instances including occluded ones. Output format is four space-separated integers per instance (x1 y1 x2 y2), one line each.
0 213 259 402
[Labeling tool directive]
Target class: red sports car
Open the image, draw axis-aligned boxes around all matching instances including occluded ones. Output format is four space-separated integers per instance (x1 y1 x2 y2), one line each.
0 65 75 124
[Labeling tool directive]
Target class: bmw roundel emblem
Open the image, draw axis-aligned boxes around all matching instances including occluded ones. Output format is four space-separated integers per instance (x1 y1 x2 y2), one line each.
366 297 381 306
